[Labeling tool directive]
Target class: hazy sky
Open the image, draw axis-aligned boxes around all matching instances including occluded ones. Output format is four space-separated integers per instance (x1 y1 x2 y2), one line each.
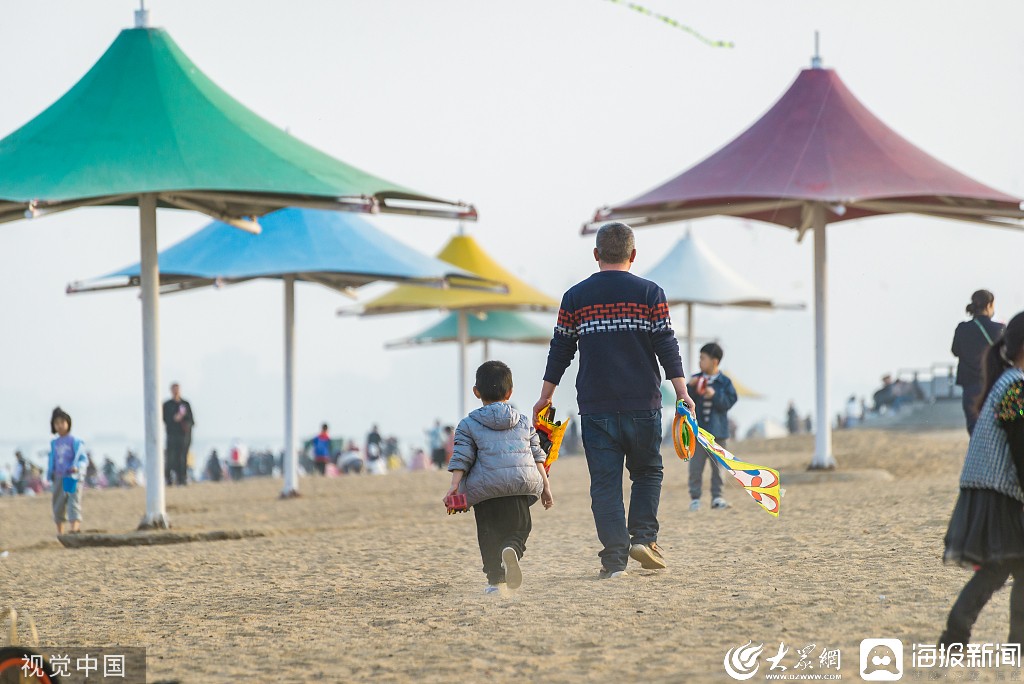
1 1 1022 466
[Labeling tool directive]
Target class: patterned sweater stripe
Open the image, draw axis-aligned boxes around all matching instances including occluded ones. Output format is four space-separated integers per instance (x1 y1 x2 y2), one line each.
543 271 685 415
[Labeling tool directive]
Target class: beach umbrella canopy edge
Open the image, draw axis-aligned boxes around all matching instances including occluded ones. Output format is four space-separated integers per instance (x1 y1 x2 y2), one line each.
70 208 491 293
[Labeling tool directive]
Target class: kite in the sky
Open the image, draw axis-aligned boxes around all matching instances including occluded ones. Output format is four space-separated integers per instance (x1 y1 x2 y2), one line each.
602 0 735 48
674 401 782 517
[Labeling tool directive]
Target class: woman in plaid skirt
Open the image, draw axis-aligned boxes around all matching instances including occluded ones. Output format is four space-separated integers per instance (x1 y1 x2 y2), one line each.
942 311 1024 646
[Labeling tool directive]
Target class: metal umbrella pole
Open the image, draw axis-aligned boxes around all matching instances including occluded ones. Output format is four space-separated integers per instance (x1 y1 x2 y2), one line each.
138 193 168 528
282 275 299 496
809 203 835 469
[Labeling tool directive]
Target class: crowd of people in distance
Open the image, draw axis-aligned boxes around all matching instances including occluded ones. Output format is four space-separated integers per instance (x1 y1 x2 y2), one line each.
306 423 413 476
0 448 144 497
304 418 582 478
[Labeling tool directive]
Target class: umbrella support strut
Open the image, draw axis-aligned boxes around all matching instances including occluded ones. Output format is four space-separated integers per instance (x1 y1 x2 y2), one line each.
810 203 836 469
138 193 169 529
282 275 300 497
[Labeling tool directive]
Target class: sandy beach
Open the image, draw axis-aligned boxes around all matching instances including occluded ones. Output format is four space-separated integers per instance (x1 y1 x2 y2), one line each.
0 428 1016 682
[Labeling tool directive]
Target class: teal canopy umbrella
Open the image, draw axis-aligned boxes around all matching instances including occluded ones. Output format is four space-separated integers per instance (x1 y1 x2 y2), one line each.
0 10 475 527
386 311 551 359
69 208 493 497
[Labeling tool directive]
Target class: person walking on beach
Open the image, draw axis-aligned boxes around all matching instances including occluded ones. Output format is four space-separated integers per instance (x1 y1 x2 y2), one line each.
125 449 141 480
312 423 332 476
162 383 195 486
941 310 1024 646
535 222 695 579
426 420 445 470
366 424 382 456
687 342 738 511
365 424 384 474
953 290 1005 435
47 407 87 535
12 451 28 495
446 361 553 594
228 439 248 481
204 449 223 482
443 425 455 466
786 402 800 435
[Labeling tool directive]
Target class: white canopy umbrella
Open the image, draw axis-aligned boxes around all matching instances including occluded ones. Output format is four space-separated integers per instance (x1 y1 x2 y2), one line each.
644 229 803 373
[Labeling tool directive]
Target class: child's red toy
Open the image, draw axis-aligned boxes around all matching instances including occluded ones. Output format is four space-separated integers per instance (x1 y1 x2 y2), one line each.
444 493 469 515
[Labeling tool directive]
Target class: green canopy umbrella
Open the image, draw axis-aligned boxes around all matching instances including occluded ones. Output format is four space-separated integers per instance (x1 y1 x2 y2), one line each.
0 10 475 528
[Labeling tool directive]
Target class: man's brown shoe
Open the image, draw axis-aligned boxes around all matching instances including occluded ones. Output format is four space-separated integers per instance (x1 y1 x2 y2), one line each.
629 542 667 570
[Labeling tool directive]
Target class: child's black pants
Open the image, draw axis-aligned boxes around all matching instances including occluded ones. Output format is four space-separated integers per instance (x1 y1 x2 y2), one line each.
474 495 532 585
942 560 1024 646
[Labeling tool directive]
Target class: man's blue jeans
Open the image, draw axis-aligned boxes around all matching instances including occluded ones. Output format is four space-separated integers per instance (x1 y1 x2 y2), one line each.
581 409 664 572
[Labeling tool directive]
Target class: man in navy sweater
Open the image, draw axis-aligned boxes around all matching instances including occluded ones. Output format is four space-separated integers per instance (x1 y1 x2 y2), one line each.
534 222 695 578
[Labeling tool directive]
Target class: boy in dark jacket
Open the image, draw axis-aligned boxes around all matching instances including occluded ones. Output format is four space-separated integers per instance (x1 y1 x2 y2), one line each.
446 361 554 594
687 343 738 511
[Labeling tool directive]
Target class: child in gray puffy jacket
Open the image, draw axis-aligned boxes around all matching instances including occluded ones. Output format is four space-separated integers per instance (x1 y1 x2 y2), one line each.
446 361 554 593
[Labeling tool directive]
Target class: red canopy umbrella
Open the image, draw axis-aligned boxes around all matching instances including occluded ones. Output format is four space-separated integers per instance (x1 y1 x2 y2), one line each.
589 52 1024 469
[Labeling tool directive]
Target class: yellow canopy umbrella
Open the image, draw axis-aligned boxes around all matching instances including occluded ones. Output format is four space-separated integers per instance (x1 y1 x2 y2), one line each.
353 234 558 415
360 235 556 314
731 376 765 400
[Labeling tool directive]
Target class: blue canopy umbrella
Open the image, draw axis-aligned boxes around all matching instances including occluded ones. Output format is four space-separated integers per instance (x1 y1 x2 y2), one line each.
69 207 496 496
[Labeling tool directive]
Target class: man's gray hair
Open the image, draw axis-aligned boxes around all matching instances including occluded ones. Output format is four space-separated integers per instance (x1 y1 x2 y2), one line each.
595 222 635 264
